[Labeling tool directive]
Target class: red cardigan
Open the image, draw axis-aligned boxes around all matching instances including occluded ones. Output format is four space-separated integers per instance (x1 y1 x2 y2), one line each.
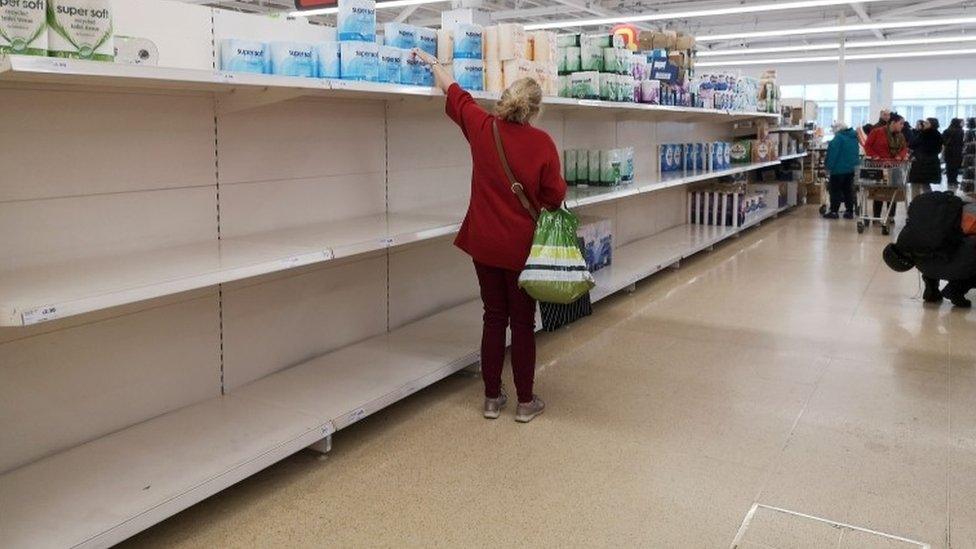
446 84 567 271
864 126 909 160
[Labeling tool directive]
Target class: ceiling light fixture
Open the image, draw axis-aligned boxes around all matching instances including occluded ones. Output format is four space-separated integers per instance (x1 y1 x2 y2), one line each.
696 48 976 67
698 17 976 42
522 0 895 31
698 35 976 57
289 0 446 17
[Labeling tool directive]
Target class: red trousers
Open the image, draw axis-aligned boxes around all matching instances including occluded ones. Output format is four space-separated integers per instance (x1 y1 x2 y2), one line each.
474 261 537 404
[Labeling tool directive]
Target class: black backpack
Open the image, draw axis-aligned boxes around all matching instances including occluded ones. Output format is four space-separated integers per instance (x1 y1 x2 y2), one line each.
896 191 964 261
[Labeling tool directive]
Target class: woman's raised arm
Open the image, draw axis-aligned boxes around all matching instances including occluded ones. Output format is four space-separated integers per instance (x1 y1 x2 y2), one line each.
412 48 455 94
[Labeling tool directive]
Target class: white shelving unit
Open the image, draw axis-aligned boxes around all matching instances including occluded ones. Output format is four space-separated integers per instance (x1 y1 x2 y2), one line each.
0 3 795 546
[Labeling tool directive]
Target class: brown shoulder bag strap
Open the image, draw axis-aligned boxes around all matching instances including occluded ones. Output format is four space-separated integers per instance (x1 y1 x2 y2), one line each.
492 120 539 222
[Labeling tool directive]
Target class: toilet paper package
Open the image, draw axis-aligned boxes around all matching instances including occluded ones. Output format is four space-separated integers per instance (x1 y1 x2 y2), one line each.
580 44 602 72
600 149 621 186
220 39 268 74
415 27 437 56
564 46 581 73
531 31 555 63
378 45 402 83
556 33 579 47
556 47 566 74
47 0 113 60
340 40 379 82
436 28 453 63
383 22 415 49
502 57 532 88
497 23 525 60
621 147 635 182
270 42 316 77
564 149 577 184
485 59 503 93
315 41 341 78
337 0 376 42
640 80 660 104
483 25 498 61
576 149 590 185
602 48 621 74
587 149 601 185
453 58 484 91
453 23 483 59
1 0 47 55
558 75 569 97
567 71 599 99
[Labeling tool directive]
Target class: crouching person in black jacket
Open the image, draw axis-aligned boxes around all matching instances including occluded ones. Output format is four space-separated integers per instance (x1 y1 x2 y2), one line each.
884 240 976 308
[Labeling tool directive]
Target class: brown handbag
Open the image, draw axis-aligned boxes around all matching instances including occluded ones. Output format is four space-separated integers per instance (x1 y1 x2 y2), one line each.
492 120 539 222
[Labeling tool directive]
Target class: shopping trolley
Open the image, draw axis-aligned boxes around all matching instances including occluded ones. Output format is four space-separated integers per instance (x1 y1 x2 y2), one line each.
855 158 911 236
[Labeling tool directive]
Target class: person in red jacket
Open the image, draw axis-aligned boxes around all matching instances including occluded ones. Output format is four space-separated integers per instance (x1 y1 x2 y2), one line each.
413 49 567 423
864 113 909 220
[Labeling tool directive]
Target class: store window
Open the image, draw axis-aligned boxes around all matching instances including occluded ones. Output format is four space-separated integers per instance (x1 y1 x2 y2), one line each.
893 79 974 128
781 82 871 138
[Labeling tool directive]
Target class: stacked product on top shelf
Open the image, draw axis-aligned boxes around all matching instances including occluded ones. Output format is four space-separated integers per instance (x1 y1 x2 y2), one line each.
564 147 635 187
0 0 115 61
756 69 781 114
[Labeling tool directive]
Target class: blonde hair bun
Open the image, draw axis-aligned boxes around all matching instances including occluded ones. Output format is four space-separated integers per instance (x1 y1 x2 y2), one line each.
495 78 543 124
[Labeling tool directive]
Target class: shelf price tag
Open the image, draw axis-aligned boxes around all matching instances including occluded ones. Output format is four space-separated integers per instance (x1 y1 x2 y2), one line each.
347 408 367 425
213 71 236 83
22 305 59 326
378 236 395 246
49 60 69 71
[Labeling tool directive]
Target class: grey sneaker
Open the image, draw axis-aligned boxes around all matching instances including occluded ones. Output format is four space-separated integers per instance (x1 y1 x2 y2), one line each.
515 396 545 423
483 390 508 419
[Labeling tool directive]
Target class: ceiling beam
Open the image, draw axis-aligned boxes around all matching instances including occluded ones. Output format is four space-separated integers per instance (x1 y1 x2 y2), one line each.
849 2 886 39
874 0 966 19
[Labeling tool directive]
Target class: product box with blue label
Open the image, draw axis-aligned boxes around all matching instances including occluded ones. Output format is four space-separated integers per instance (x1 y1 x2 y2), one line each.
453 58 484 90
453 24 483 59
316 42 341 78
416 27 437 56
220 39 269 74
270 42 317 77
378 46 403 83
383 23 416 49
338 0 376 42
340 40 379 82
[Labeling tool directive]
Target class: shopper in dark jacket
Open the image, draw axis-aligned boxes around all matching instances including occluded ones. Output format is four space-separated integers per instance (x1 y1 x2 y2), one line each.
944 118 965 188
823 124 860 218
908 118 944 194
884 240 976 308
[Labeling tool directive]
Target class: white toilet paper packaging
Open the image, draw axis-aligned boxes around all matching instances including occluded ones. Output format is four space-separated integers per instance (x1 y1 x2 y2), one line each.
436 28 453 63
340 40 379 82
220 39 268 74
415 26 436 56
1 0 47 55
453 58 483 91
453 23 482 59
564 46 581 73
496 23 524 60
482 25 497 61
556 33 579 47
47 0 113 60
315 41 341 78
383 22 415 49
337 0 376 42
378 45 402 83
502 57 532 89
600 149 621 186
484 59 503 93
270 42 316 77
531 31 555 63
580 44 602 72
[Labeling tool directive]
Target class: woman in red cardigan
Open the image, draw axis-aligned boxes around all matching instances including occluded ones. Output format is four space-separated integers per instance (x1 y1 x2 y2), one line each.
413 49 567 423
864 113 909 220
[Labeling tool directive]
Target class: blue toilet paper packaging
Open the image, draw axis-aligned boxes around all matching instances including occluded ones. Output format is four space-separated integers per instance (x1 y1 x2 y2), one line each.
337 0 376 42
416 27 437 56
220 39 268 74
453 24 483 59
384 23 416 49
340 40 379 82
315 41 341 78
453 58 484 91
378 45 403 83
401 51 422 85
269 42 316 77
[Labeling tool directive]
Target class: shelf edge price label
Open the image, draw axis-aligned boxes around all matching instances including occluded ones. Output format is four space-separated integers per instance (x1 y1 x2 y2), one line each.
347 408 367 425
213 70 235 83
378 236 395 246
22 305 59 326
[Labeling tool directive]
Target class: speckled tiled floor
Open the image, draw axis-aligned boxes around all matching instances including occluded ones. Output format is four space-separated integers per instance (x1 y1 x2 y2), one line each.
122 206 975 548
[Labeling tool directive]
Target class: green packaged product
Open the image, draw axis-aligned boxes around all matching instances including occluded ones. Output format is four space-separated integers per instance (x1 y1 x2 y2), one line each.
47 0 114 61
602 47 619 74
568 71 599 99
556 46 567 74
556 33 579 47
588 149 601 184
580 44 603 72
564 46 581 72
564 149 578 183
600 149 622 186
558 75 570 97
730 140 752 164
582 33 612 48
0 0 47 55
576 148 589 185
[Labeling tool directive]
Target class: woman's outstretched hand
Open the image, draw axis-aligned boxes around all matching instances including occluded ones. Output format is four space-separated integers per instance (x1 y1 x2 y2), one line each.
411 48 456 93
412 48 438 66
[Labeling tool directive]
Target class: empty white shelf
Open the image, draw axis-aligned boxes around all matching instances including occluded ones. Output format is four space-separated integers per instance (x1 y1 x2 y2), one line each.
0 393 328 549
780 152 809 161
0 298 484 549
0 55 779 121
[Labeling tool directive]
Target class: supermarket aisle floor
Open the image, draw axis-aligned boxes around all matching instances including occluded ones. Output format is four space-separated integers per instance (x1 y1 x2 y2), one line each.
124 206 974 549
